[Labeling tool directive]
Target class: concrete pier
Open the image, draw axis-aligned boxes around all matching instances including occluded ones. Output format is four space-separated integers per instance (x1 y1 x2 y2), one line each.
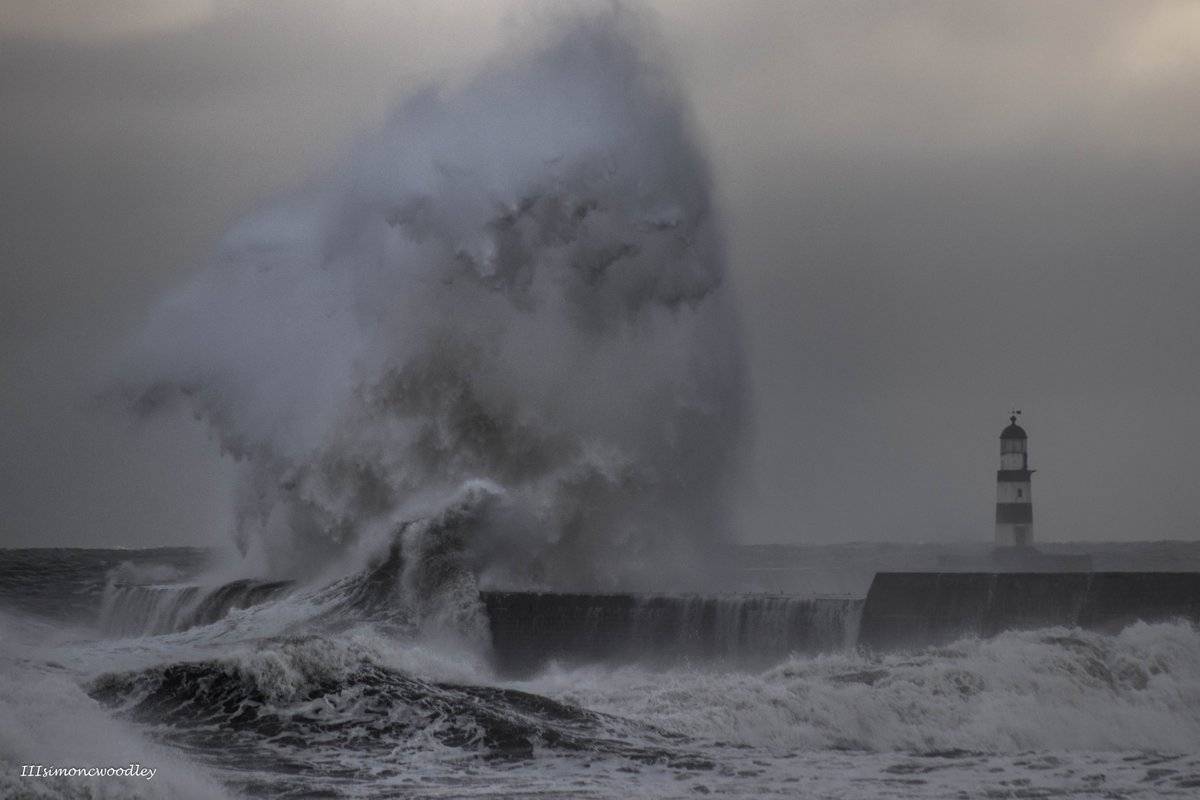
481 573 1200 671
858 572 1200 651
481 591 861 675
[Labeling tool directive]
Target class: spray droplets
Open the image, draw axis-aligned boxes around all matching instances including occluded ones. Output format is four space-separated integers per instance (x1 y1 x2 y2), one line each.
120 13 745 587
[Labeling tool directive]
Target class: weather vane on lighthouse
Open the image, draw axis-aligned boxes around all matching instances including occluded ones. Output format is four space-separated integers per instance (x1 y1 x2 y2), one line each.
996 411 1034 548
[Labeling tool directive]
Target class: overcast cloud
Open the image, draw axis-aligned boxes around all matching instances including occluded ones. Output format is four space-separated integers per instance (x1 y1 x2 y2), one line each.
2 1 1199 548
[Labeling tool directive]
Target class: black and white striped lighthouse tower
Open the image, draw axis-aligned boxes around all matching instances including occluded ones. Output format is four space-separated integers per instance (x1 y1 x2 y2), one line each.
995 411 1034 547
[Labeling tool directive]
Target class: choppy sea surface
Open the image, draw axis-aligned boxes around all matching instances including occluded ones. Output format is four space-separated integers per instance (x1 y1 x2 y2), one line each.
2 544 1200 799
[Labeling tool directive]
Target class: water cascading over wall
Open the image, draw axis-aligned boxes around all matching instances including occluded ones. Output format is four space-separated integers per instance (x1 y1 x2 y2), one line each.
96 577 863 672
96 571 1200 670
99 580 293 636
482 591 863 674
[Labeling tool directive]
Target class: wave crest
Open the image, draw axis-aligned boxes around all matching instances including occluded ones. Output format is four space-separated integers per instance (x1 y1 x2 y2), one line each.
117 12 745 589
87 636 703 768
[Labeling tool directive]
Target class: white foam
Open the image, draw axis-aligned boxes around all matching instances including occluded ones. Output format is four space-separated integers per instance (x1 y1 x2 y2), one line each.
523 620 1200 754
0 614 231 800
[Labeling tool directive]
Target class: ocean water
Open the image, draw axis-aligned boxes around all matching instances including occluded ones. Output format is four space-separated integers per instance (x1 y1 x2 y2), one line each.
10 8 1198 798
2 545 1199 799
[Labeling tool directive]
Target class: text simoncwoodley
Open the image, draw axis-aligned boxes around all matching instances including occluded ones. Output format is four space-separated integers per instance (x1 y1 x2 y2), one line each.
21 763 156 780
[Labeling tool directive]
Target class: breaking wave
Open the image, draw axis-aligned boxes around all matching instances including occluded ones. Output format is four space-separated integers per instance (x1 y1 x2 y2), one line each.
538 619 1200 754
86 636 707 777
72 618 1200 800
116 11 746 592
10 542 1200 798
98 486 500 655
100 579 292 637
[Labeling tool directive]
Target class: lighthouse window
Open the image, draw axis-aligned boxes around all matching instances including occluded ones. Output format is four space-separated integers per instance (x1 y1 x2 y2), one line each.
1017 489 1023 498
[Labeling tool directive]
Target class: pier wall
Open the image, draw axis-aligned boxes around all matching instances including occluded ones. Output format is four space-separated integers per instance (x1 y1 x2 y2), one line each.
858 572 1200 651
481 591 861 675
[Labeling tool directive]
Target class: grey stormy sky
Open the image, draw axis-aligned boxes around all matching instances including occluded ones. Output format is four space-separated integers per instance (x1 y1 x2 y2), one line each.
2 1 1199 548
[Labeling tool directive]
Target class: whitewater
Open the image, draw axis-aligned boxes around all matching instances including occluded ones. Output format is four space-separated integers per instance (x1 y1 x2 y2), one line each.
3 547 1200 798
3 11 1199 800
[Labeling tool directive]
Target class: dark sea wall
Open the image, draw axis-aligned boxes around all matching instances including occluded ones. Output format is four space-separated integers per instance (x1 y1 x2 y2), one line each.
481 591 862 675
859 572 1200 651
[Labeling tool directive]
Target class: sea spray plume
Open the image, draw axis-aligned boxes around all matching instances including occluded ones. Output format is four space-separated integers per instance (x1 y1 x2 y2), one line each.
119 12 746 588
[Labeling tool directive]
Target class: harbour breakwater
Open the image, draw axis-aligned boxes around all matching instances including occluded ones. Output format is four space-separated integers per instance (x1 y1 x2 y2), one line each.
97 572 1200 671
483 572 1200 671
481 592 863 674
858 572 1200 651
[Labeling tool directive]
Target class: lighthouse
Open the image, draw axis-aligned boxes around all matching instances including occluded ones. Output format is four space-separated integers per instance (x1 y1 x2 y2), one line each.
995 412 1034 547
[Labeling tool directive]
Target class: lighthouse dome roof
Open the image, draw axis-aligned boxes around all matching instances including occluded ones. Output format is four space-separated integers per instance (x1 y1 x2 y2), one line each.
1000 416 1027 439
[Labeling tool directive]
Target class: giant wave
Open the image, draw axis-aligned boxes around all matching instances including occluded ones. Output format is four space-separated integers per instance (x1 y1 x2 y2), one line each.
115 10 746 597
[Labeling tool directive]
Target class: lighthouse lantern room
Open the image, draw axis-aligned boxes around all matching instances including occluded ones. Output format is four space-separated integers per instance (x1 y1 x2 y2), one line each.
995 411 1034 547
